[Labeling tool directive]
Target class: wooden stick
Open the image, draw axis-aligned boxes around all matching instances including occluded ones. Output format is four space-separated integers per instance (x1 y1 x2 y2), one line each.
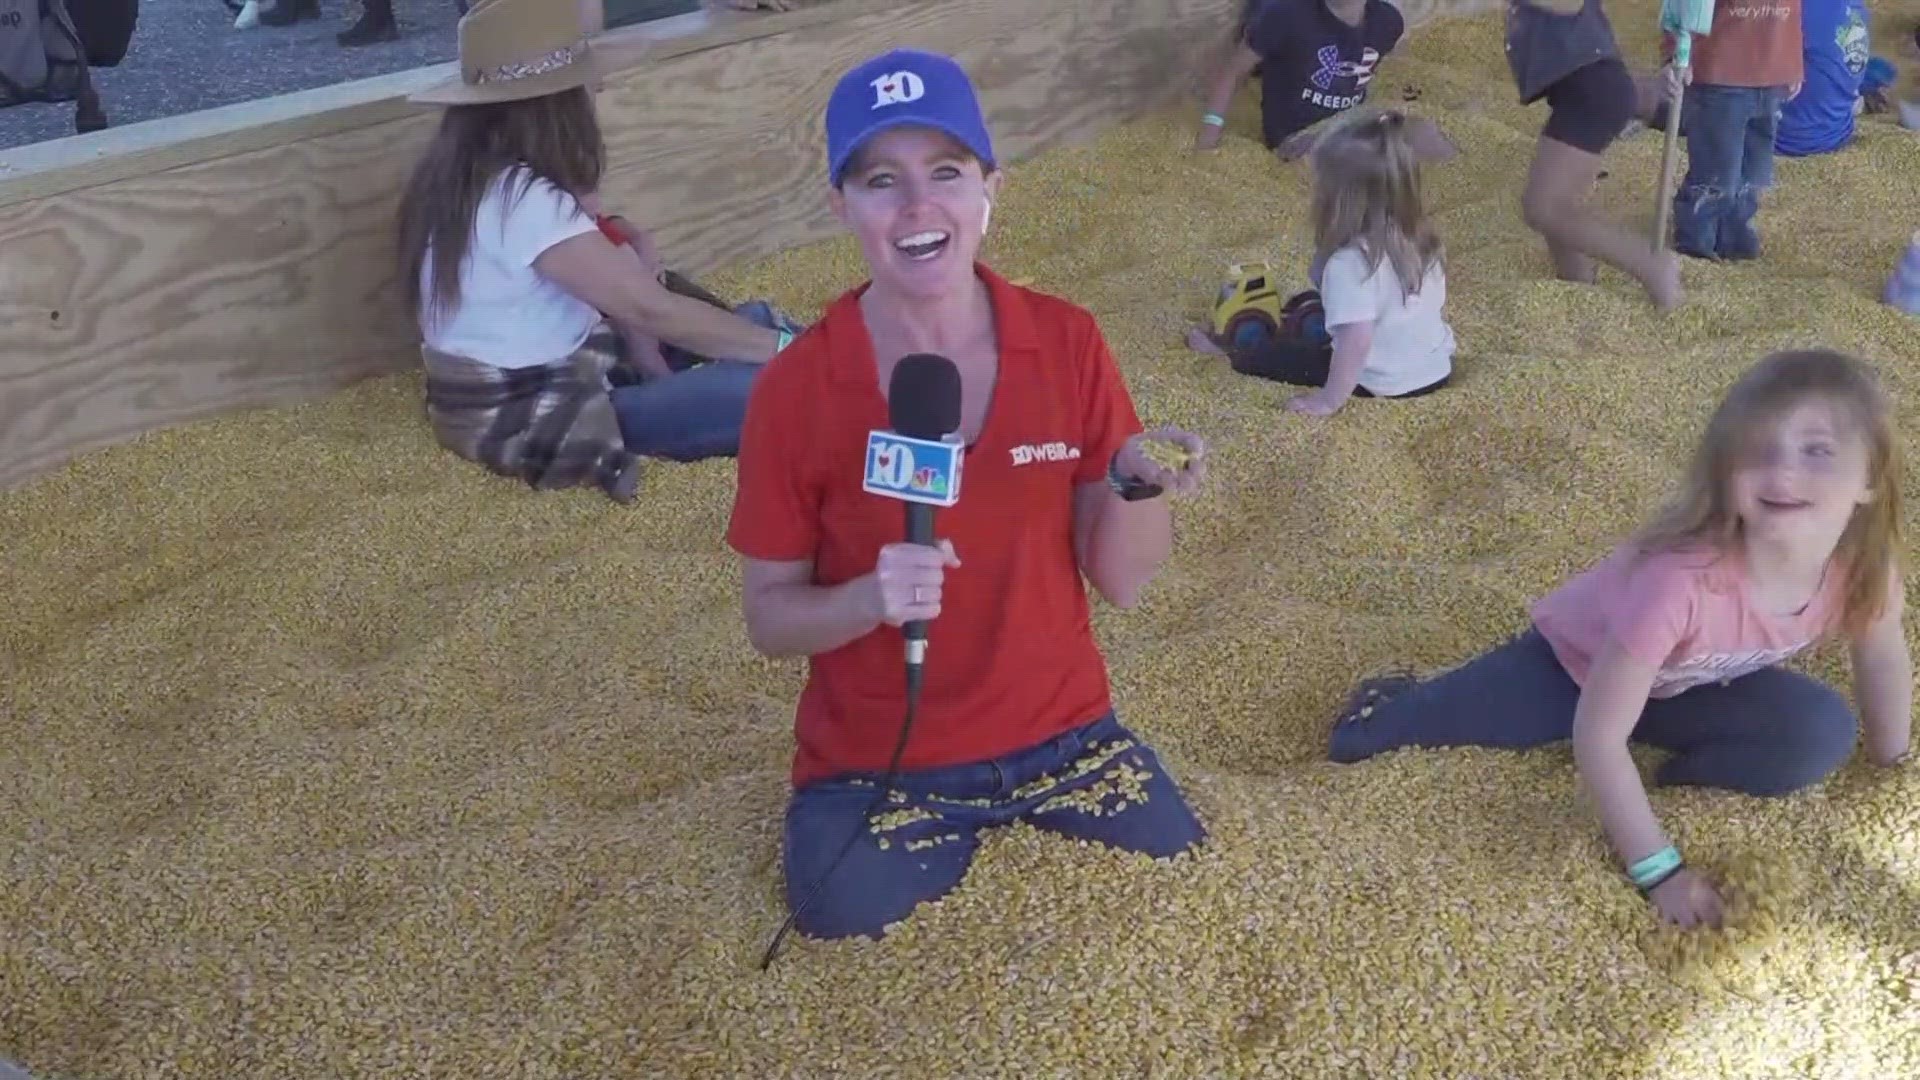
1652 85 1685 251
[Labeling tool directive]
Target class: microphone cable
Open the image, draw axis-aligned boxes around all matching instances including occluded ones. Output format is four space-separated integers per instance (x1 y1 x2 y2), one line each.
759 660 924 969
761 351 955 968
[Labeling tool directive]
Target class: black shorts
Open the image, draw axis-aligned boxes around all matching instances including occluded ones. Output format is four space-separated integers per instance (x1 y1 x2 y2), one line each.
1539 56 1636 155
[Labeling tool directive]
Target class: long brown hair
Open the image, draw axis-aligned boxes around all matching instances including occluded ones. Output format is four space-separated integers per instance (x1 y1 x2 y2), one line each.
1307 109 1443 302
1634 349 1904 636
396 86 605 327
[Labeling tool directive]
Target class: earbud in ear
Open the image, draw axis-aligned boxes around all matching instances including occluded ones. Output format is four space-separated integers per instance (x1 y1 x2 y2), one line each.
980 199 993 236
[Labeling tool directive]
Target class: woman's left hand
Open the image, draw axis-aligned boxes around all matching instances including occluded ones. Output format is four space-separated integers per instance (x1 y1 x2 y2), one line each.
1113 427 1207 497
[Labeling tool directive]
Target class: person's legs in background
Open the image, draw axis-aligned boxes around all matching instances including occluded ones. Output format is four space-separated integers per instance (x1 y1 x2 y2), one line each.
339 0 401 47
1670 85 1751 260
612 297 804 460
610 359 762 461
1720 86 1785 261
254 0 321 28
1523 59 1684 310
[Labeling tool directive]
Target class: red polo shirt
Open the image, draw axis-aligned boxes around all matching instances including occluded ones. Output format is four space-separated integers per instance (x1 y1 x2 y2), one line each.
726 264 1144 788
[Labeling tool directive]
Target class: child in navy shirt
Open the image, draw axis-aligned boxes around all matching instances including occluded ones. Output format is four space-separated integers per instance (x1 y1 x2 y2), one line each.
1196 0 1407 158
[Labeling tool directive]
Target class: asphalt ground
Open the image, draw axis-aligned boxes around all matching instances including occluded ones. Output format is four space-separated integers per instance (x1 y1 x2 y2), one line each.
1 0 463 151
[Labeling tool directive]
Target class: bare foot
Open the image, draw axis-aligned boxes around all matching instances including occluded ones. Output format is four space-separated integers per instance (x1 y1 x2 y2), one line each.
1644 249 1684 312
1187 326 1226 355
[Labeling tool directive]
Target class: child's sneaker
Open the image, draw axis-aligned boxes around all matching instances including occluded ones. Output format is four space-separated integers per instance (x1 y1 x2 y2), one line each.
1721 224 1761 262
1326 670 1422 763
1887 229 1920 316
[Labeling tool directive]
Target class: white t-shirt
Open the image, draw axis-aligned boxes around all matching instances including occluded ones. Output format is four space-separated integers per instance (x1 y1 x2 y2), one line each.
419 166 605 368
1318 243 1455 397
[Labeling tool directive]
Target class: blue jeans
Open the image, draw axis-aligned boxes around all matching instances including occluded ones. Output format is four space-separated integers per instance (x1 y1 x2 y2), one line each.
607 300 788 462
1672 84 1785 260
609 359 760 461
1327 628 1857 797
783 712 1206 939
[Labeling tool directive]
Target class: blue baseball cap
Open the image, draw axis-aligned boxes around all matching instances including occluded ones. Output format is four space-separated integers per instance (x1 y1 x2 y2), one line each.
825 48 996 186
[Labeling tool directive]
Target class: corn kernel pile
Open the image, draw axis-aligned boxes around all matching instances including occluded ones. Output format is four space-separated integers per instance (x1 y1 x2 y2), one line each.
4 4 1919 1077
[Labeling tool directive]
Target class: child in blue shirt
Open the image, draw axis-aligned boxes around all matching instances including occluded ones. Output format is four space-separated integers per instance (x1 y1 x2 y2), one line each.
1774 0 1870 157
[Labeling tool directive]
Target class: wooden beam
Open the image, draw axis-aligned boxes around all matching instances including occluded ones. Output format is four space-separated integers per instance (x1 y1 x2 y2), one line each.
0 0 1493 493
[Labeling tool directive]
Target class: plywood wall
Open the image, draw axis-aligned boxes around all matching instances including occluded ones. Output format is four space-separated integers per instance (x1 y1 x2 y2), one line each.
0 0 1491 493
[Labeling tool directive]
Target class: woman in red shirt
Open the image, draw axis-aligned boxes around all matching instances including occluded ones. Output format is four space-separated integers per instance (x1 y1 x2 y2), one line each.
727 48 1210 942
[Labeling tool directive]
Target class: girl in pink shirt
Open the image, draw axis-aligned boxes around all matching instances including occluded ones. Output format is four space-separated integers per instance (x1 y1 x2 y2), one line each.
1328 349 1912 930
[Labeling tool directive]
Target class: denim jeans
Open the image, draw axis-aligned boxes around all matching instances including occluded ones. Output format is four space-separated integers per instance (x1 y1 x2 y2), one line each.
607 300 789 462
1671 84 1786 260
782 712 1207 940
1327 628 1857 797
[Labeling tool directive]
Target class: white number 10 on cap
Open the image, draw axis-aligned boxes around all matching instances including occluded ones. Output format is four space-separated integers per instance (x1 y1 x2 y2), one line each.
871 71 926 107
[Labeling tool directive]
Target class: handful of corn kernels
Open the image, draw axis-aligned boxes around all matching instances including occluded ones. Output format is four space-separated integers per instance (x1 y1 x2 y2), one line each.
1139 437 1195 471
1639 852 1806 995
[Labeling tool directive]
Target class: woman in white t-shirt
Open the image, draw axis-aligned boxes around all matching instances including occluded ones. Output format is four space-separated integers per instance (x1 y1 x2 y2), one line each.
1187 109 1456 416
394 0 803 502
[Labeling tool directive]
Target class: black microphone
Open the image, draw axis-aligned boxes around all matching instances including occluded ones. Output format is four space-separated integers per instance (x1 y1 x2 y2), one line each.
887 353 963 685
756 352 964 971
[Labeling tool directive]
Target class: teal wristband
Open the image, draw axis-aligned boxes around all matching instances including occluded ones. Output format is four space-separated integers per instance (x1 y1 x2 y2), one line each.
1201 112 1226 127
1626 845 1681 888
775 327 795 352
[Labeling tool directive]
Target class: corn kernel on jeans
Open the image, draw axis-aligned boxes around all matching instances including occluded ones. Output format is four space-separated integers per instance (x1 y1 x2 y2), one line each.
1326 628 1858 797
783 712 1206 939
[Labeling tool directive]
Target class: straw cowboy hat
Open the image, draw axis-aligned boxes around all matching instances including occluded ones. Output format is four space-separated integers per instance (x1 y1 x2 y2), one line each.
409 0 618 106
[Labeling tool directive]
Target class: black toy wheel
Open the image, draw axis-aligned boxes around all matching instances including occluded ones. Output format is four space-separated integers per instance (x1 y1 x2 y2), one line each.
1223 308 1279 352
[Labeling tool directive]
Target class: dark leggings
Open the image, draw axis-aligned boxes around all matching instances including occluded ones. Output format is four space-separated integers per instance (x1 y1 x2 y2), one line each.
1220 288 1449 398
1327 628 1858 797
1223 338 1450 399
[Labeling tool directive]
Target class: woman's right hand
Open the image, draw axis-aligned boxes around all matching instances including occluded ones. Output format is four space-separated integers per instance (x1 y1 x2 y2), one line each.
1648 867 1725 929
868 540 962 627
